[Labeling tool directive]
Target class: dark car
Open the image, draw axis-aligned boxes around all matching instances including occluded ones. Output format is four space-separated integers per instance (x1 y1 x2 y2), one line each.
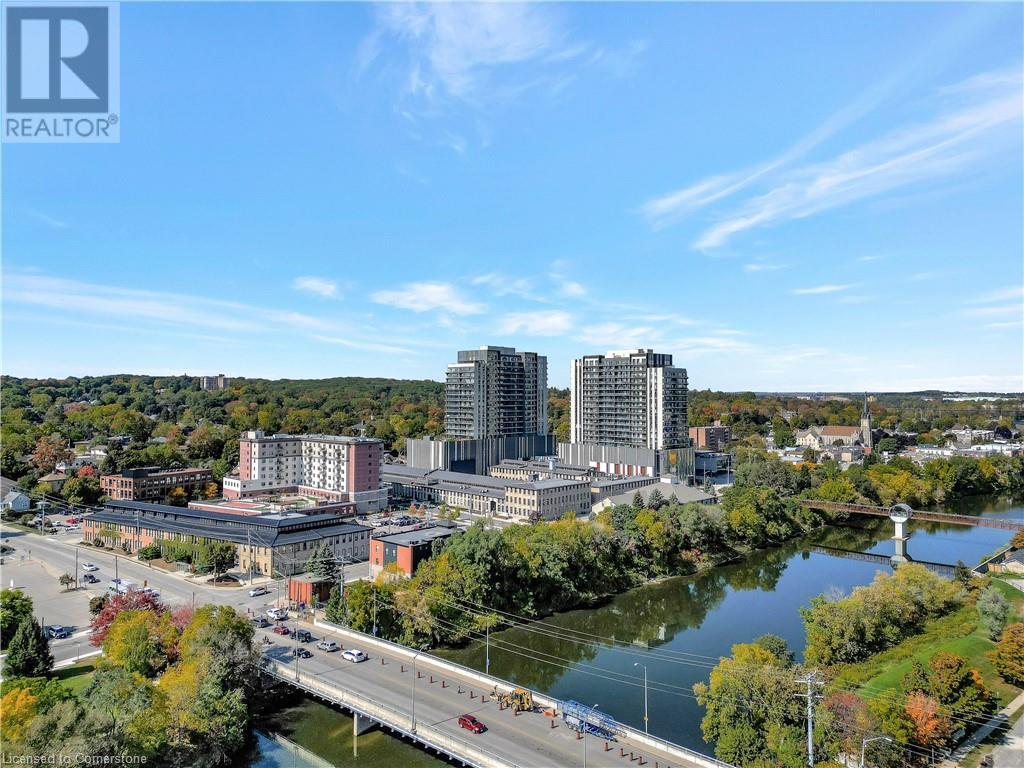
295 629 312 643
251 616 270 628
82 574 99 584
292 647 312 659
272 625 291 636
980 757 993 768
47 625 71 639
458 715 486 734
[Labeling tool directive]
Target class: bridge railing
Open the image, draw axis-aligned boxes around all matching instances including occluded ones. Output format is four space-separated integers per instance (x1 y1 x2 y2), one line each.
310 619 736 768
264 658 524 768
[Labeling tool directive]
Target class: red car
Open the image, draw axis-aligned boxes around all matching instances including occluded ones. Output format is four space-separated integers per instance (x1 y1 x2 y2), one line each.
272 625 291 636
66 517 80 524
458 714 486 734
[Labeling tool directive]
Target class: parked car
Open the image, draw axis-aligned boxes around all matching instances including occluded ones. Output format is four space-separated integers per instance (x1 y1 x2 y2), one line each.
317 640 339 652
139 587 160 597
82 574 99 584
251 616 270 628
292 647 312 659
295 629 312 643
458 715 486 734
81 562 98 572
66 517 81 524
272 625 291 636
46 625 70 639
266 607 288 621
980 757 994 768
341 649 366 663
248 586 269 597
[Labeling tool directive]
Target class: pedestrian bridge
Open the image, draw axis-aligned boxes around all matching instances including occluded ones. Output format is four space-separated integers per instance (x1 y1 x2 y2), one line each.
797 500 1024 530
259 619 734 768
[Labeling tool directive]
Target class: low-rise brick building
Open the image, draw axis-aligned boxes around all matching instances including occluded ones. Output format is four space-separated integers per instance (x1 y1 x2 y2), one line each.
100 466 214 502
369 524 457 578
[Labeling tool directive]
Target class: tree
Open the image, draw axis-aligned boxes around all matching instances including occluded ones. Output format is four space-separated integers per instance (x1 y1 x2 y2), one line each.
693 641 804 766
993 623 1024 685
89 595 108 615
976 585 1009 640
1010 529 1024 550
0 589 34 649
32 433 73 474
200 481 220 500
0 687 39 743
3 617 54 678
82 665 154 752
904 691 951 748
103 610 178 677
632 490 644 508
59 573 75 592
90 590 164 647
306 541 336 581
166 486 188 507
198 541 236 580
325 584 345 624
647 488 665 510
137 544 161 561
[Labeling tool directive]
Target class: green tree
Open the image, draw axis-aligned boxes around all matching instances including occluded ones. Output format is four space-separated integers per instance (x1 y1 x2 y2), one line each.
306 541 336 581
59 573 75 592
3 617 54 678
976 584 1009 640
325 584 345 624
103 610 178 678
1 589 34 649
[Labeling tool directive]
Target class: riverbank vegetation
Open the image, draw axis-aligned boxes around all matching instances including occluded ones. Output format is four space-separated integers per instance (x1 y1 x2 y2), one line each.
0 593 263 767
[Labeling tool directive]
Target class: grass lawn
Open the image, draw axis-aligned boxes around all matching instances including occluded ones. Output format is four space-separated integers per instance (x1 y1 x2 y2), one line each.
835 579 1024 708
54 658 98 696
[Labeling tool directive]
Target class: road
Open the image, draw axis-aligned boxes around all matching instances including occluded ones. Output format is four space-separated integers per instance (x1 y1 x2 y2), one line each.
256 619 726 768
0 524 362 665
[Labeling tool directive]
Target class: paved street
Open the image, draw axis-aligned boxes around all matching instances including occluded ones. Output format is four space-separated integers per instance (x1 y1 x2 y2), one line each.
0 524 369 666
256 620 720 768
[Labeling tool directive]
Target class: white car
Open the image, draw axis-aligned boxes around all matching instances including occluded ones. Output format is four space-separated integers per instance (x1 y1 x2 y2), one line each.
81 563 98 572
139 587 160 597
248 586 269 598
266 607 288 621
317 640 339 652
342 649 366 663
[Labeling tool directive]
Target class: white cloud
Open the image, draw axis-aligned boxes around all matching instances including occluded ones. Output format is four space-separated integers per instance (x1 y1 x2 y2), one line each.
312 335 414 355
24 208 68 230
559 280 586 297
371 281 485 315
640 67 1023 249
968 286 1024 304
963 304 1022 318
691 71 1021 249
791 284 852 295
292 276 339 299
372 3 571 101
497 310 572 336
471 272 534 298
744 262 786 273
857 254 885 263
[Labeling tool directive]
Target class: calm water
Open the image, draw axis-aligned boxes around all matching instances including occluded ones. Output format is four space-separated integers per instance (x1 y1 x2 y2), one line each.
249 495 1022 765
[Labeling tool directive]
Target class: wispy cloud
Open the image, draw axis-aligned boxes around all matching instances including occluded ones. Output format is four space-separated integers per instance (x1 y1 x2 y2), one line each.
857 254 885 263
371 281 485 315
3 271 408 353
744 261 787 273
312 335 414 355
497 310 572 336
367 3 576 103
24 208 68 229
791 284 852 295
471 272 534 299
292 276 340 299
559 280 586 298
968 286 1024 304
641 66 1023 249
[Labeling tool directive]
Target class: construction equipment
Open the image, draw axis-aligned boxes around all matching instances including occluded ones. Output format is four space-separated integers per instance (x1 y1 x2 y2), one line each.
561 700 618 740
496 687 534 713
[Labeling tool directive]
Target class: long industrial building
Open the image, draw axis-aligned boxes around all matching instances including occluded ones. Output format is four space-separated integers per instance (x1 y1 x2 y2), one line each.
84 500 371 577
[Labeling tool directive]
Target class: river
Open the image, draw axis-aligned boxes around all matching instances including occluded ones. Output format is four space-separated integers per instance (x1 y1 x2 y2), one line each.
245 495 1022 766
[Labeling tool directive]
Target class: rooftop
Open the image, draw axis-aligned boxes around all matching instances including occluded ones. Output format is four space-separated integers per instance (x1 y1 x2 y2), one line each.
376 524 458 548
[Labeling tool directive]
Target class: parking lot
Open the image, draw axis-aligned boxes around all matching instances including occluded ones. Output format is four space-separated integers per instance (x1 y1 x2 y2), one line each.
1 554 93 637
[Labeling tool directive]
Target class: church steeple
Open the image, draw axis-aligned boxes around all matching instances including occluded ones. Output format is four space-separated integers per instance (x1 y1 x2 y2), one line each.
860 393 873 451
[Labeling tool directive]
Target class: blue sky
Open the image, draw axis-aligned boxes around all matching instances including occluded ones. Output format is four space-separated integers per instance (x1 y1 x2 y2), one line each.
3 2 1022 391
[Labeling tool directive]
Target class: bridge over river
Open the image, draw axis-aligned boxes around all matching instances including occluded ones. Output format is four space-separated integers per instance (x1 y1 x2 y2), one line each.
258 619 734 768
797 500 1024 530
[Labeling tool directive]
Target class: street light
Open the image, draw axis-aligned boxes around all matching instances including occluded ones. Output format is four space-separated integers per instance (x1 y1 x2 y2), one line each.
860 735 892 767
634 662 649 734
583 703 600 768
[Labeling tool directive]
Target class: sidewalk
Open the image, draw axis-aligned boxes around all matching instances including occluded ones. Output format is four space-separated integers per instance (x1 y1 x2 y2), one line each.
940 691 1024 767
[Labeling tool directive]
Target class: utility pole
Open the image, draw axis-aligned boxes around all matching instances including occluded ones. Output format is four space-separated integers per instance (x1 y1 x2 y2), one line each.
634 662 649 734
247 528 253 586
485 621 490 674
135 508 140 554
796 670 824 766
411 653 419 734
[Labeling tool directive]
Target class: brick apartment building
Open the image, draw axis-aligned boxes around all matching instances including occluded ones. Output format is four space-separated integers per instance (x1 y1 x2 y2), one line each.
100 466 214 502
